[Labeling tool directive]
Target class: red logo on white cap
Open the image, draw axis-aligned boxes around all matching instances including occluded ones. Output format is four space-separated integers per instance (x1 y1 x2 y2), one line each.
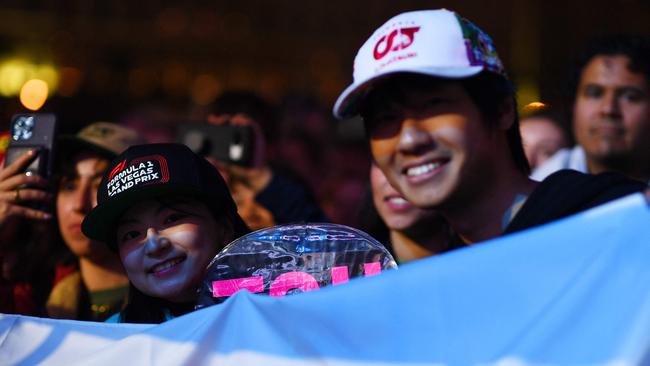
373 27 420 60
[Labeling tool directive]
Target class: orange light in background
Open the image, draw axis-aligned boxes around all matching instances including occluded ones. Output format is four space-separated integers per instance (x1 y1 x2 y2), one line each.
20 79 49 111
524 102 547 110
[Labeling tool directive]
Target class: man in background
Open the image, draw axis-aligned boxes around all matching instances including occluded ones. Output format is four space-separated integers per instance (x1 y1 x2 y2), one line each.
532 35 650 183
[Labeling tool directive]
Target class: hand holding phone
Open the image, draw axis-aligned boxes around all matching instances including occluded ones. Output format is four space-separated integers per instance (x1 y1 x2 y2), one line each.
204 113 272 193
0 113 57 226
0 149 52 226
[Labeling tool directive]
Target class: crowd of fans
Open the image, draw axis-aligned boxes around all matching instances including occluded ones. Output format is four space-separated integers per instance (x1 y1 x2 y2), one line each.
1 8 649 324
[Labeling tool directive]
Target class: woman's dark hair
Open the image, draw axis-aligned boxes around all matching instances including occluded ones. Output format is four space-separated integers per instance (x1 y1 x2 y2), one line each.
355 186 393 256
118 196 249 323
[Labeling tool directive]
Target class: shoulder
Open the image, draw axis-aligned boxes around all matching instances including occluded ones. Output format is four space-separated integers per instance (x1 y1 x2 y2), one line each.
530 146 587 181
46 271 83 319
538 170 646 197
506 170 646 234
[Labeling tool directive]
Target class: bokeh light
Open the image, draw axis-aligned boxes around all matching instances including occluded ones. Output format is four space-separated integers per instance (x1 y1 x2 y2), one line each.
0 59 59 97
20 79 49 111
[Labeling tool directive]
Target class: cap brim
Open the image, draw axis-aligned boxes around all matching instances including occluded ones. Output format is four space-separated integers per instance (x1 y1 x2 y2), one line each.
333 66 484 119
82 183 214 245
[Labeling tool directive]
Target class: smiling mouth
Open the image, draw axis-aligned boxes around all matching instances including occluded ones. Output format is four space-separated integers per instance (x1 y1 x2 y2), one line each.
149 257 186 274
404 160 448 177
385 196 408 204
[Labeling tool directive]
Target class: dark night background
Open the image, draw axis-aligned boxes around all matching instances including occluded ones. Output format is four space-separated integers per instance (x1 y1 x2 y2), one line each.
0 0 648 225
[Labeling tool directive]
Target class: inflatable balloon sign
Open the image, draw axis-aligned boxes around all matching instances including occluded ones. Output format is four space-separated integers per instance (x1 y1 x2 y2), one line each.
197 223 397 307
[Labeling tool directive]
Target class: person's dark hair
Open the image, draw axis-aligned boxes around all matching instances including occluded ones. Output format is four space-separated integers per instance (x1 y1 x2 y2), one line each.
210 91 277 138
569 35 650 105
115 196 249 323
461 72 529 175
360 72 530 175
356 187 393 256
521 107 574 146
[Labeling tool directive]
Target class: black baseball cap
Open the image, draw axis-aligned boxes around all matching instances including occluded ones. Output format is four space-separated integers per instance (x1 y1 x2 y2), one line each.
81 143 248 247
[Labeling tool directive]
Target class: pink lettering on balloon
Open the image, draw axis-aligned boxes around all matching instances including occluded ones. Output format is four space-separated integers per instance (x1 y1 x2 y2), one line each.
269 271 320 297
364 262 381 277
331 266 350 285
212 276 264 298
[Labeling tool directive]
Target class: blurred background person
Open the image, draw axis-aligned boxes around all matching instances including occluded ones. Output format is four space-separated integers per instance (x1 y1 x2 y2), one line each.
519 108 570 170
202 91 328 230
0 122 142 321
358 164 455 263
532 35 650 183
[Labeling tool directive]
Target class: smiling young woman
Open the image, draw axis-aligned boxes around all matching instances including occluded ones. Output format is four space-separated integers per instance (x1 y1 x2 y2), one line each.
81 143 248 323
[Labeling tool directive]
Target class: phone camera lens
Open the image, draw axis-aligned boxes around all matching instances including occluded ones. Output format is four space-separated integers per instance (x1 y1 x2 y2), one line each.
12 116 35 141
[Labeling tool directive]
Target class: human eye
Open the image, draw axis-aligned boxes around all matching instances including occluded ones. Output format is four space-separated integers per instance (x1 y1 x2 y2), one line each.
163 211 189 225
118 229 142 244
365 117 402 140
91 178 102 194
58 177 77 192
582 85 603 98
363 110 402 139
619 88 645 103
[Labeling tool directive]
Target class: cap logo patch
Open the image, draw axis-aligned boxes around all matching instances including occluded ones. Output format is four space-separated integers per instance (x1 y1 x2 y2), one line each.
108 159 126 181
373 26 420 60
106 155 170 197
456 14 505 76
84 126 115 139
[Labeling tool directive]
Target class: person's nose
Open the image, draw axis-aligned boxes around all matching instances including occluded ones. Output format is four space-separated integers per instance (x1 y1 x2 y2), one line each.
396 118 435 155
143 228 171 256
71 183 93 213
600 90 622 119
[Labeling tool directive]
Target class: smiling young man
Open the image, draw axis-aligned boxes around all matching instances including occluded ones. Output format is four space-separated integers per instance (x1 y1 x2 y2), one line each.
334 9 646 244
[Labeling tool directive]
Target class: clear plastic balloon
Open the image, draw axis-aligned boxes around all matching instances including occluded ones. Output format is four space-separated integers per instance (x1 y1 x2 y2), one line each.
197 223 397 308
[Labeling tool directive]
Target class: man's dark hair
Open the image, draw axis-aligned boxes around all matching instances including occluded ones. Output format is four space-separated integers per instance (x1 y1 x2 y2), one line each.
360 72 530 176
461 72 530 176
569 35 650 104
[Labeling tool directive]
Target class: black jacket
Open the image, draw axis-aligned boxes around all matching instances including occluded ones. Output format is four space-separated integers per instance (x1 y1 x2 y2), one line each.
505 170 647 234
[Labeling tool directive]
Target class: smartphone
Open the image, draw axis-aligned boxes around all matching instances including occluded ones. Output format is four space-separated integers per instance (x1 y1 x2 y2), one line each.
178 123 254 166
4 113 58 180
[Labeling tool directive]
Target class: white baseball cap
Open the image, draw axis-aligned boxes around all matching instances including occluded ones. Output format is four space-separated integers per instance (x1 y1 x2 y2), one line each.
333 9 506 119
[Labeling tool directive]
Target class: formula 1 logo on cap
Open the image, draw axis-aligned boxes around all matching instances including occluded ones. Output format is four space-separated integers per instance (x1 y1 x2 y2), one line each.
373 26 421 60
106 155 170 197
